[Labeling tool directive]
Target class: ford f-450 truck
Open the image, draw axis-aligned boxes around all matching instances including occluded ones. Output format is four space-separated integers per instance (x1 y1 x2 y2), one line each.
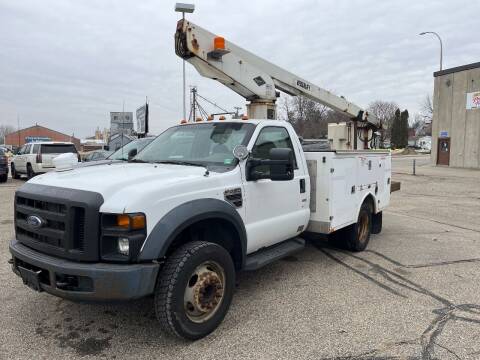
9 119 391 339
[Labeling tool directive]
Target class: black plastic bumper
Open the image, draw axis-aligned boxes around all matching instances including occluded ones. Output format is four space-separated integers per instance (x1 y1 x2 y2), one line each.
9 239 159 301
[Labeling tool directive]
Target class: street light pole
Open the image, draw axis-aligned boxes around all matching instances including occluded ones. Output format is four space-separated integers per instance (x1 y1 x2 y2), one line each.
182 12 186 121
175 3 195 121
419 31 443 70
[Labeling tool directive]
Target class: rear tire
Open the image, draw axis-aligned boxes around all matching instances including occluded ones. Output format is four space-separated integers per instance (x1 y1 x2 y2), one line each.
154 241 235 340
11 164 20 179
330 201 373 252
344 201 372 251
27 164 35 179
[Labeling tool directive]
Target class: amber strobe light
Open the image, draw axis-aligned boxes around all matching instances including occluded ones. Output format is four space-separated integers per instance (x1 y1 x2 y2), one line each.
214 36 225 50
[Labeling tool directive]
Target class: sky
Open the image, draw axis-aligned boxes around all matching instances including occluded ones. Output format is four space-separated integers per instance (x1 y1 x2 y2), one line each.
0 0 478 138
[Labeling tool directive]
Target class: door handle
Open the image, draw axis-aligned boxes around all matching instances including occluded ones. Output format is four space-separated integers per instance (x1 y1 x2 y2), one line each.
299 178 306 193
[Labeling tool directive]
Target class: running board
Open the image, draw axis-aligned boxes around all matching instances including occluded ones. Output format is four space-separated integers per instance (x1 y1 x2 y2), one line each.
244 238 305 271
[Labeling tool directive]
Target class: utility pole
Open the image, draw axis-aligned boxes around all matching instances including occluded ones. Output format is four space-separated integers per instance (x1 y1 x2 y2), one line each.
17 115 20 147
234 107 242 119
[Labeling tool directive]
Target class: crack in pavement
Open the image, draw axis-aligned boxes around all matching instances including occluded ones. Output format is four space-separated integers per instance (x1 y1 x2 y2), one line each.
316 246 480 360
366 250 480 269
384 211 480 234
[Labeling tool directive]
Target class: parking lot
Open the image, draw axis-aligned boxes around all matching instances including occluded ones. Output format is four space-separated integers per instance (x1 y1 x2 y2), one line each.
1 154 479 359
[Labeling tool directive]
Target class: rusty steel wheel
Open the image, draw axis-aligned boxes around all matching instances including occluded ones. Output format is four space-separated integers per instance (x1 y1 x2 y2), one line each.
154 241 235 340
357 210 370 246
183 261 226 323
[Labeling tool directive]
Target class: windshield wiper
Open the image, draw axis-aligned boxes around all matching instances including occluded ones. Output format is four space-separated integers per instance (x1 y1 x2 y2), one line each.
155 160 205 168
128 158 148 163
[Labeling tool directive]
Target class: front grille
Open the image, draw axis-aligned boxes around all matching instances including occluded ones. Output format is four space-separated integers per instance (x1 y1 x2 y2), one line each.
16 197 85 252
14 183 104 262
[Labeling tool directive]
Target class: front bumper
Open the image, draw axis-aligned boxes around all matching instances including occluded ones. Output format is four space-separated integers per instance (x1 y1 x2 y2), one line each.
9 239 159 301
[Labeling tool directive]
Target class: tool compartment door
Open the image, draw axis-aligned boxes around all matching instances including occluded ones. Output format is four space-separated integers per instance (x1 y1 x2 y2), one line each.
329 156 357 230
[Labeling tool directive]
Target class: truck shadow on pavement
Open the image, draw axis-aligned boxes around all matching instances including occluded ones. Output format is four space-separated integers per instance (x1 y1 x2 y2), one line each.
311 239 480 360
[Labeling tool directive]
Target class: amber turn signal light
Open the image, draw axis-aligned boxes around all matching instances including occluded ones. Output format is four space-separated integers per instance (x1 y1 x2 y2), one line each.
116 214 146 230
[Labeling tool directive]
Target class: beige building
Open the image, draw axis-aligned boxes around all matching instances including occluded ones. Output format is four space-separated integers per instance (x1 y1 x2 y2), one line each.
431 62 480 168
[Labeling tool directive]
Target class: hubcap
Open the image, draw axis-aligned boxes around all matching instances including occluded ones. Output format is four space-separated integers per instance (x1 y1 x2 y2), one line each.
184 261 225 323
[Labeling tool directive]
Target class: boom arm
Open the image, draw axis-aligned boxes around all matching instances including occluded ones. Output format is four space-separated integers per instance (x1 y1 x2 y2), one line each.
175 19 380 137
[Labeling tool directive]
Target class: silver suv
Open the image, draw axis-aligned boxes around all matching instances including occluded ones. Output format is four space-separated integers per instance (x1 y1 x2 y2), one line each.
11 142 78 179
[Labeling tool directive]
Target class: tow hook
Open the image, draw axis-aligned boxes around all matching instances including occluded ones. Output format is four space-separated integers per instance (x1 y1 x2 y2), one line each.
8 258 14 265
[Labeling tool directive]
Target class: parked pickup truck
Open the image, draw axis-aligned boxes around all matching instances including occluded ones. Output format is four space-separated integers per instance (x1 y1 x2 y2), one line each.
9 119 391 339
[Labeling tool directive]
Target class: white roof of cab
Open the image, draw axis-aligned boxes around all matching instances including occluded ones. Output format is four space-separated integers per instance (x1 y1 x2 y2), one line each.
178 119 288 126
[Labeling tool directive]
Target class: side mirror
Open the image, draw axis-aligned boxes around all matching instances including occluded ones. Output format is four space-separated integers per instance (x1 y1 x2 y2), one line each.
233 145 249 161
128 148 137 160
247 148 294 181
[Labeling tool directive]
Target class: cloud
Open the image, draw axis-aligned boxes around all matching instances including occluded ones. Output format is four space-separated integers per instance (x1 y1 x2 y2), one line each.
0 0 477 137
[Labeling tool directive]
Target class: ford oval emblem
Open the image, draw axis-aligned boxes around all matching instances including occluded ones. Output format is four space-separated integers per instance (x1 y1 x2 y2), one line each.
27 215 44 229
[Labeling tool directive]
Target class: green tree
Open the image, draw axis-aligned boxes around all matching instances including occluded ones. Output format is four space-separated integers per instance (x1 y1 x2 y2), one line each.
400 109 409 148
390 109 401 149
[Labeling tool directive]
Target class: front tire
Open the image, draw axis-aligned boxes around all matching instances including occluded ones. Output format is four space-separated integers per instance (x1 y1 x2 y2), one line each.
11 164 20 179
0 174 7 183
154 241 235 340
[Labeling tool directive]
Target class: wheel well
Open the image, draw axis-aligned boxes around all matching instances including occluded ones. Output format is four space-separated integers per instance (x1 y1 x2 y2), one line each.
362 194 375 213
166 218 243 270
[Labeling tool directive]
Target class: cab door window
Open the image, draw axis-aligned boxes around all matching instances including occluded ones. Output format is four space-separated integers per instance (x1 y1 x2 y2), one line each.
250 126 297 176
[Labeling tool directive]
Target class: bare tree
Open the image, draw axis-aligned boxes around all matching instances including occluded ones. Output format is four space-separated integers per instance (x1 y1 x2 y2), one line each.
420 94 433 123
280 95 328 138
0 124 15 144
367 101 398 142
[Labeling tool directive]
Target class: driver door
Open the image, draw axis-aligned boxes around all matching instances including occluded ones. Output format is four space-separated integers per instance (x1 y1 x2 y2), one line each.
243 126 308 254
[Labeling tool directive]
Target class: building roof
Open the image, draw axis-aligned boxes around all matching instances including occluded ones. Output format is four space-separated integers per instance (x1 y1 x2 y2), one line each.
7 124 79 140
434 62 480 77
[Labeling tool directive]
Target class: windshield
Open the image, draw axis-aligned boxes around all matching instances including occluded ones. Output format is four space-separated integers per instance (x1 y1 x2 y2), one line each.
135 122 255 168
109 138 154 161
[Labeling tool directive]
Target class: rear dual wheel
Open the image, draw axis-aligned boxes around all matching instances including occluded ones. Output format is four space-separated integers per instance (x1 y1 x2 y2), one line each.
154 241 235 340
329 201 373 252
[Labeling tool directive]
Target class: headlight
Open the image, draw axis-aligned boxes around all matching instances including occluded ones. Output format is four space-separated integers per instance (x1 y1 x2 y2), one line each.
118 237 130 255
101 213 147 262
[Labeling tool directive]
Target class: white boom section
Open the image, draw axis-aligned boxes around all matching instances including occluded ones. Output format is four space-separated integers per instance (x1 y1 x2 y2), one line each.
175 19 379 127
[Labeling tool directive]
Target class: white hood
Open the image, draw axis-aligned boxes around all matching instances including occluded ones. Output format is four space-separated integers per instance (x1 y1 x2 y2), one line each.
29 162 208 198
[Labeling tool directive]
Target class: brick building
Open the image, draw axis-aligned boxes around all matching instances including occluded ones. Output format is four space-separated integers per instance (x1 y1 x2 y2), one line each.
5 125 81 150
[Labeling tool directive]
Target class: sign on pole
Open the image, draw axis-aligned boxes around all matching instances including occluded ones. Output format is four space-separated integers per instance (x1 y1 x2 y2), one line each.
136 103 149 135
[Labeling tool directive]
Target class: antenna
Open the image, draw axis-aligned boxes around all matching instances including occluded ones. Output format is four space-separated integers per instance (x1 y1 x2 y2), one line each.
17 115 20 147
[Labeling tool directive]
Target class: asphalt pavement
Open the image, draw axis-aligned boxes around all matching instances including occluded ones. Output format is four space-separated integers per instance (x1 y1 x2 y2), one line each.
1 155 479 359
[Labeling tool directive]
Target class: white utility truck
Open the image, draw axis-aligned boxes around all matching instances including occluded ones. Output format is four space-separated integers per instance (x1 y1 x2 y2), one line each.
9 18 394 340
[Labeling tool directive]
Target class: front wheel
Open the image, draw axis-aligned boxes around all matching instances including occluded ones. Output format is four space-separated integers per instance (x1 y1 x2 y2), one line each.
154 241 235 340
11 164 20 179
0 174 7 183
